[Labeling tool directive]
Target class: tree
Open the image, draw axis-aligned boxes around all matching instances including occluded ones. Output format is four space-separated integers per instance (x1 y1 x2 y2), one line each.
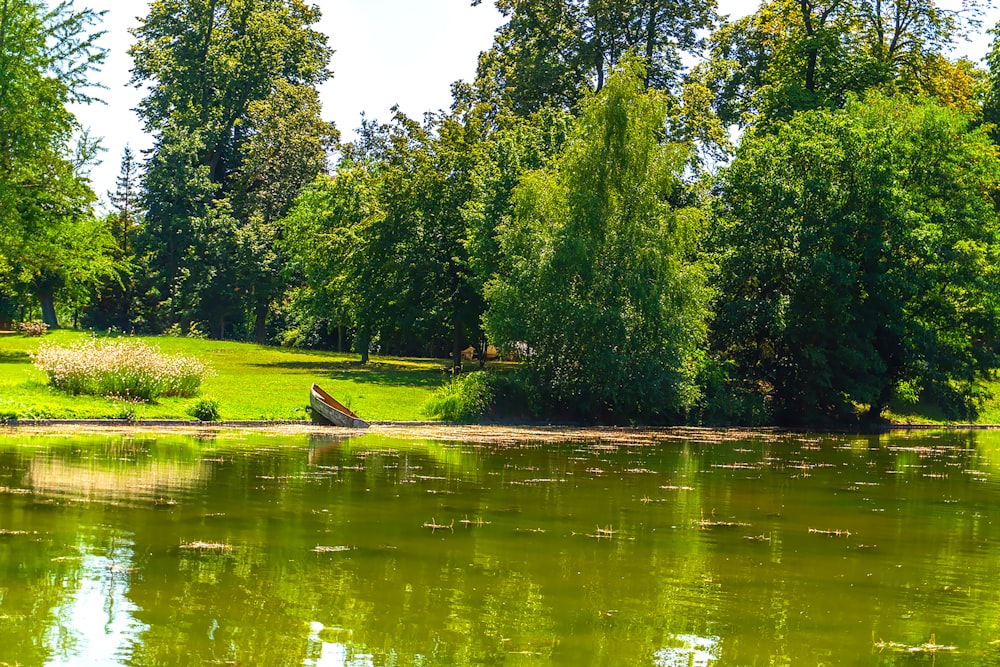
473 0 717 115
231 80 338 344
704 0 985 126
130 0 333 338
484 60 711 421
338 108 480 369
280 168 376 354
461 105 574 362
87 145 142 330
714 94 1000 423
0 0 110 326
109 145 140 260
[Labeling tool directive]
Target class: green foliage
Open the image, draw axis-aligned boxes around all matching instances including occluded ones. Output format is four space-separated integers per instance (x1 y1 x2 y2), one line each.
485 60 711 422
0 0 114 326
284 105 484 365
474 0 717 115
714 93 1000 423
187 397 220 422
690 356 772 426
704 0 985 126
130 0 334 338
423 370 539 423
424 373 495 423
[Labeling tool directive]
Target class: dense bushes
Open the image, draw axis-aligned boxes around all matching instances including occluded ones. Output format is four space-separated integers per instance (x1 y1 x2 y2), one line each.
32 338 208 400
424 371 539 423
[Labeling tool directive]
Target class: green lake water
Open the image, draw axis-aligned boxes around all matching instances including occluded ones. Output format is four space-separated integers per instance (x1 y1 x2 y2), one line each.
0 428 999 665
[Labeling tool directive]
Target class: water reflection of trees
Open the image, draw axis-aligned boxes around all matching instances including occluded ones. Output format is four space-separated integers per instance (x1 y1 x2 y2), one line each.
1 431 1000 664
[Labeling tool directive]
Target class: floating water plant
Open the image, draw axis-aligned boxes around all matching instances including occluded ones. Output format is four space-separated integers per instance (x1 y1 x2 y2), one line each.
459 516 490 527
312 545 352 553
809 528 852 537
694 520 752 529
873 634 957 654
587 525 618 539
179 541 233 553
422 518 453 532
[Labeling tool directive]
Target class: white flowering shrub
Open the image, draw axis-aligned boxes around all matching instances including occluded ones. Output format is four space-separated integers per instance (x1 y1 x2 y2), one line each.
17 320 48 336
32 339 208 401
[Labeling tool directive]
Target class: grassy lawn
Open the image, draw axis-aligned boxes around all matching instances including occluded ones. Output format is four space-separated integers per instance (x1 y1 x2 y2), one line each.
883 378 1000 425
0 330 459 422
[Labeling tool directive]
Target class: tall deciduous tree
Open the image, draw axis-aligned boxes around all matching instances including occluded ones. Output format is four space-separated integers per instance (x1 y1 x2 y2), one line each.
130 0 333 338
714 94 1000 423
485 60 711 421
473 0 717 115
336 107 480 368
0 0 111 326
232 80 337 343
705 0 985 126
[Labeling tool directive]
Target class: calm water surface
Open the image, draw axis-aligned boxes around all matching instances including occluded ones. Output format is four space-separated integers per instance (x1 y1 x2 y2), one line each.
0 428 998 665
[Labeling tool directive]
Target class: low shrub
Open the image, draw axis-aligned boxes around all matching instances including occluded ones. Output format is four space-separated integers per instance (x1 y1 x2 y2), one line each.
424 370 539 423
31 338 209 401
691 357 772 426
424 372 494 423
187 397 220 421
17 320 48 337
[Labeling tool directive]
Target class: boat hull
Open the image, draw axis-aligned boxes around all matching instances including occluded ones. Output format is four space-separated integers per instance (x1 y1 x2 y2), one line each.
310 384 370 428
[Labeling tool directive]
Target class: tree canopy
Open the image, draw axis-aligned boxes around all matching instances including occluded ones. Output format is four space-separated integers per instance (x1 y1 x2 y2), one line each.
485 60 711 420
130 0 335 338
714 94 1000 422
8 0 1000 425
0 0 113 327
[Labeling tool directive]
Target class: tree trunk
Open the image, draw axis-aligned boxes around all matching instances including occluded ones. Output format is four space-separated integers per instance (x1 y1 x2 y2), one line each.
452 320 464 375
38 293 58 328
644 6 658 88
479 336 489 369
358 329 370 364
253 302 267 345
211 315 225 340
800 1 817 93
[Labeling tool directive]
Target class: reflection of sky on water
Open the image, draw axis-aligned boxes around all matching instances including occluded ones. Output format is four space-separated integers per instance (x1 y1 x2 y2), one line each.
305 623 375 667
654 634 720 667
45 539 146 666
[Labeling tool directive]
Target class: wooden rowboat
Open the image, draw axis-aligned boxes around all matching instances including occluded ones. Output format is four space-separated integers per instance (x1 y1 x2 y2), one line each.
310 384 370 428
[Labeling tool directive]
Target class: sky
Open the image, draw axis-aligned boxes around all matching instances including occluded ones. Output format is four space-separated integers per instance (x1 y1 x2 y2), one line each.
73 0 1000 202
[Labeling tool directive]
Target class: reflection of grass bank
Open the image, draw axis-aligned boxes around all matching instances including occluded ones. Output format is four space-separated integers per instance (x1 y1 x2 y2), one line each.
0 330 457 421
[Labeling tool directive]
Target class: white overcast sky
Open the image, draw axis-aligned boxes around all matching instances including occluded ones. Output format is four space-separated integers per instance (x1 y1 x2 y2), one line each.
72 0 1000 201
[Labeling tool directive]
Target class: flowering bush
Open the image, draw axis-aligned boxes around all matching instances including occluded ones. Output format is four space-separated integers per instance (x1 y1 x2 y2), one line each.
17 320 48 337
32 339 209 401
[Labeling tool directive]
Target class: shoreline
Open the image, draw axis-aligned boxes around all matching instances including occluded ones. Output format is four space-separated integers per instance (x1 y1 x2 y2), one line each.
3 419 1000 443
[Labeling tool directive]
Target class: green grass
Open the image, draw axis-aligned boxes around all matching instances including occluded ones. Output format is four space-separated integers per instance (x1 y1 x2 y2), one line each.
883 378 1000 425
0 330 463 421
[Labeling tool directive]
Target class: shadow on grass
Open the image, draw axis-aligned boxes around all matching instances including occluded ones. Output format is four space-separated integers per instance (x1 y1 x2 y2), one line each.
885 398 950 424
250 360 448 388
0 351 30 364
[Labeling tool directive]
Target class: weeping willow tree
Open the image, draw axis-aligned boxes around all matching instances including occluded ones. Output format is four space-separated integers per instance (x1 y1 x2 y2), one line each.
485 58 711 422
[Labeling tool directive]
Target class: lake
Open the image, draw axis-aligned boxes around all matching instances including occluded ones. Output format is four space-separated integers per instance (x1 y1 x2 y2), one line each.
0 426 998 665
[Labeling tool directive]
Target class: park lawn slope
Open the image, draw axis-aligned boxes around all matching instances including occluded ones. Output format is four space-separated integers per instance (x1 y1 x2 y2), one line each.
0 331 452 422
